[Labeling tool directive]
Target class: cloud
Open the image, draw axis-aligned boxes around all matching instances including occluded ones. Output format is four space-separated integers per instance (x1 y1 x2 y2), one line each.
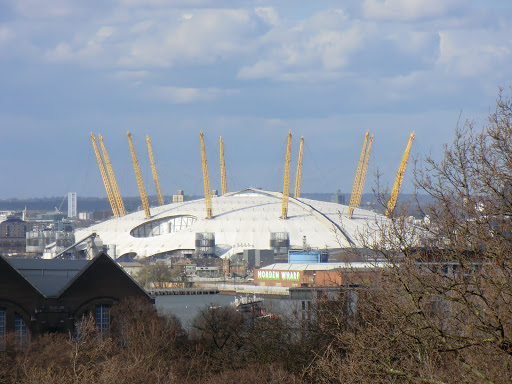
148 86 239 103
12 0 72 19
45 43 73 61
118 9 256 68
362 0 464 21
254 7 279 26
0 26 13 43
44 26 117 64
437 29 512 78
238 9 364 81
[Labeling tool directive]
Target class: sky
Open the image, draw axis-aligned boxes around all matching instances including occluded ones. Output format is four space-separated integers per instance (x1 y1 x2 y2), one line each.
1 0 511 200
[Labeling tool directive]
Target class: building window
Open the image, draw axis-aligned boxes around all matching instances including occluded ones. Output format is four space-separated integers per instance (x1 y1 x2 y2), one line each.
95 305 110 334
14 313 29 349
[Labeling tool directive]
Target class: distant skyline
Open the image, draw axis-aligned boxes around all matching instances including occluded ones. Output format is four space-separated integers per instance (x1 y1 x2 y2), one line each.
1 0 511 199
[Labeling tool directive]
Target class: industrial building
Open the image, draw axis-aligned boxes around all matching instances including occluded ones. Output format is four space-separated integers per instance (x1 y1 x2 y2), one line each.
254 261 390 288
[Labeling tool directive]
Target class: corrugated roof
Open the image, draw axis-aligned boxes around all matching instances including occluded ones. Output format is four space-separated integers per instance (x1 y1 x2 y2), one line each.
8 258 90 297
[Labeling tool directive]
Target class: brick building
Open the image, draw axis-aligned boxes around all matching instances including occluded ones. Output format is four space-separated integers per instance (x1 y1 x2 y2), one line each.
254 261 388 288
0 252 153 348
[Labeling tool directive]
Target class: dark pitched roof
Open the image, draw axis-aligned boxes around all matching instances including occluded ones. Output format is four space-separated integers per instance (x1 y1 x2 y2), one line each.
7 258 91 297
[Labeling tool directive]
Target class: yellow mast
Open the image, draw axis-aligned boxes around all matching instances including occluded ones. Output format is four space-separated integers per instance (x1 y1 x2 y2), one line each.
219 136 227 196
281 130 292 219
200 131 213 219
146 136 164 206
127 132 151 219
98 135 126 216
386 132 415 217
354 135 373 213
294 136 304 198
90 133 119 217
347 131 369 219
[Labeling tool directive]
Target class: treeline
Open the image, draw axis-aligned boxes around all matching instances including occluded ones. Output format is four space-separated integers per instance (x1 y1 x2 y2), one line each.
0 298 305 384
1 274 510 384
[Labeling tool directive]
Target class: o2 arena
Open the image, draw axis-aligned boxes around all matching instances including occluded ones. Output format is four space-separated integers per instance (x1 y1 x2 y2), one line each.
75 188 387 259
73 131 413 260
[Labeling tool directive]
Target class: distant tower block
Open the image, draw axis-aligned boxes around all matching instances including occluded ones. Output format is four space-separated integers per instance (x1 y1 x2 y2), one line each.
173 190 185 203
68 192 77 218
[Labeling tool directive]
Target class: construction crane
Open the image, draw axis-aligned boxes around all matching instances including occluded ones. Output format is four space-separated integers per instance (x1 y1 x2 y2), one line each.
127 132 151 219
200 131 213 218
281 130 292 219
294 136 304 198
146 136 164 206
386 132 415 217
98 134 126 216
90 133 119 217
347 132 370 219
219 136 227 196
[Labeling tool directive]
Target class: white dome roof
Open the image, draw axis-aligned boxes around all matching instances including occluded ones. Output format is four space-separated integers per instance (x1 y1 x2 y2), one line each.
75 188 388 259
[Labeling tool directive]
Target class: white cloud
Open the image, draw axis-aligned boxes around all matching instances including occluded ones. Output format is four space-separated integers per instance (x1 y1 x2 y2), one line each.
0 26 13 43
44 26 117 64
149 86 239 103
45 43 74 62
254 7 279 26
362 0 464 21
437 29 512 78
96 26 116 40
117 9 255 68
238 10 365 80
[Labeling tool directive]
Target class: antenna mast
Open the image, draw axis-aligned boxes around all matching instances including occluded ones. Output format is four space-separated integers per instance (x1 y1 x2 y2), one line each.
386 132 415 217
127 132 151 219
98 135 126 216
146 136 164 206
347 131 370 219
200 131 213 219
90 133 119 217
219 136 227 196
281 130 292 219
294 136 304 198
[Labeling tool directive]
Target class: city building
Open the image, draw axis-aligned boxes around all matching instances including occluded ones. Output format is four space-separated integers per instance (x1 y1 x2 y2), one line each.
0 216 33 256
0 252 153 347
68 192 77 218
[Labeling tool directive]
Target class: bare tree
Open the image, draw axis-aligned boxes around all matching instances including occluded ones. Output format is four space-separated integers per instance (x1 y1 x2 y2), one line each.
306 88 512 383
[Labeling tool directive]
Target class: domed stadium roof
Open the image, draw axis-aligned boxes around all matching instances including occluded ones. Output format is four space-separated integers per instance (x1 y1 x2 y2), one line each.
75 188 388 259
